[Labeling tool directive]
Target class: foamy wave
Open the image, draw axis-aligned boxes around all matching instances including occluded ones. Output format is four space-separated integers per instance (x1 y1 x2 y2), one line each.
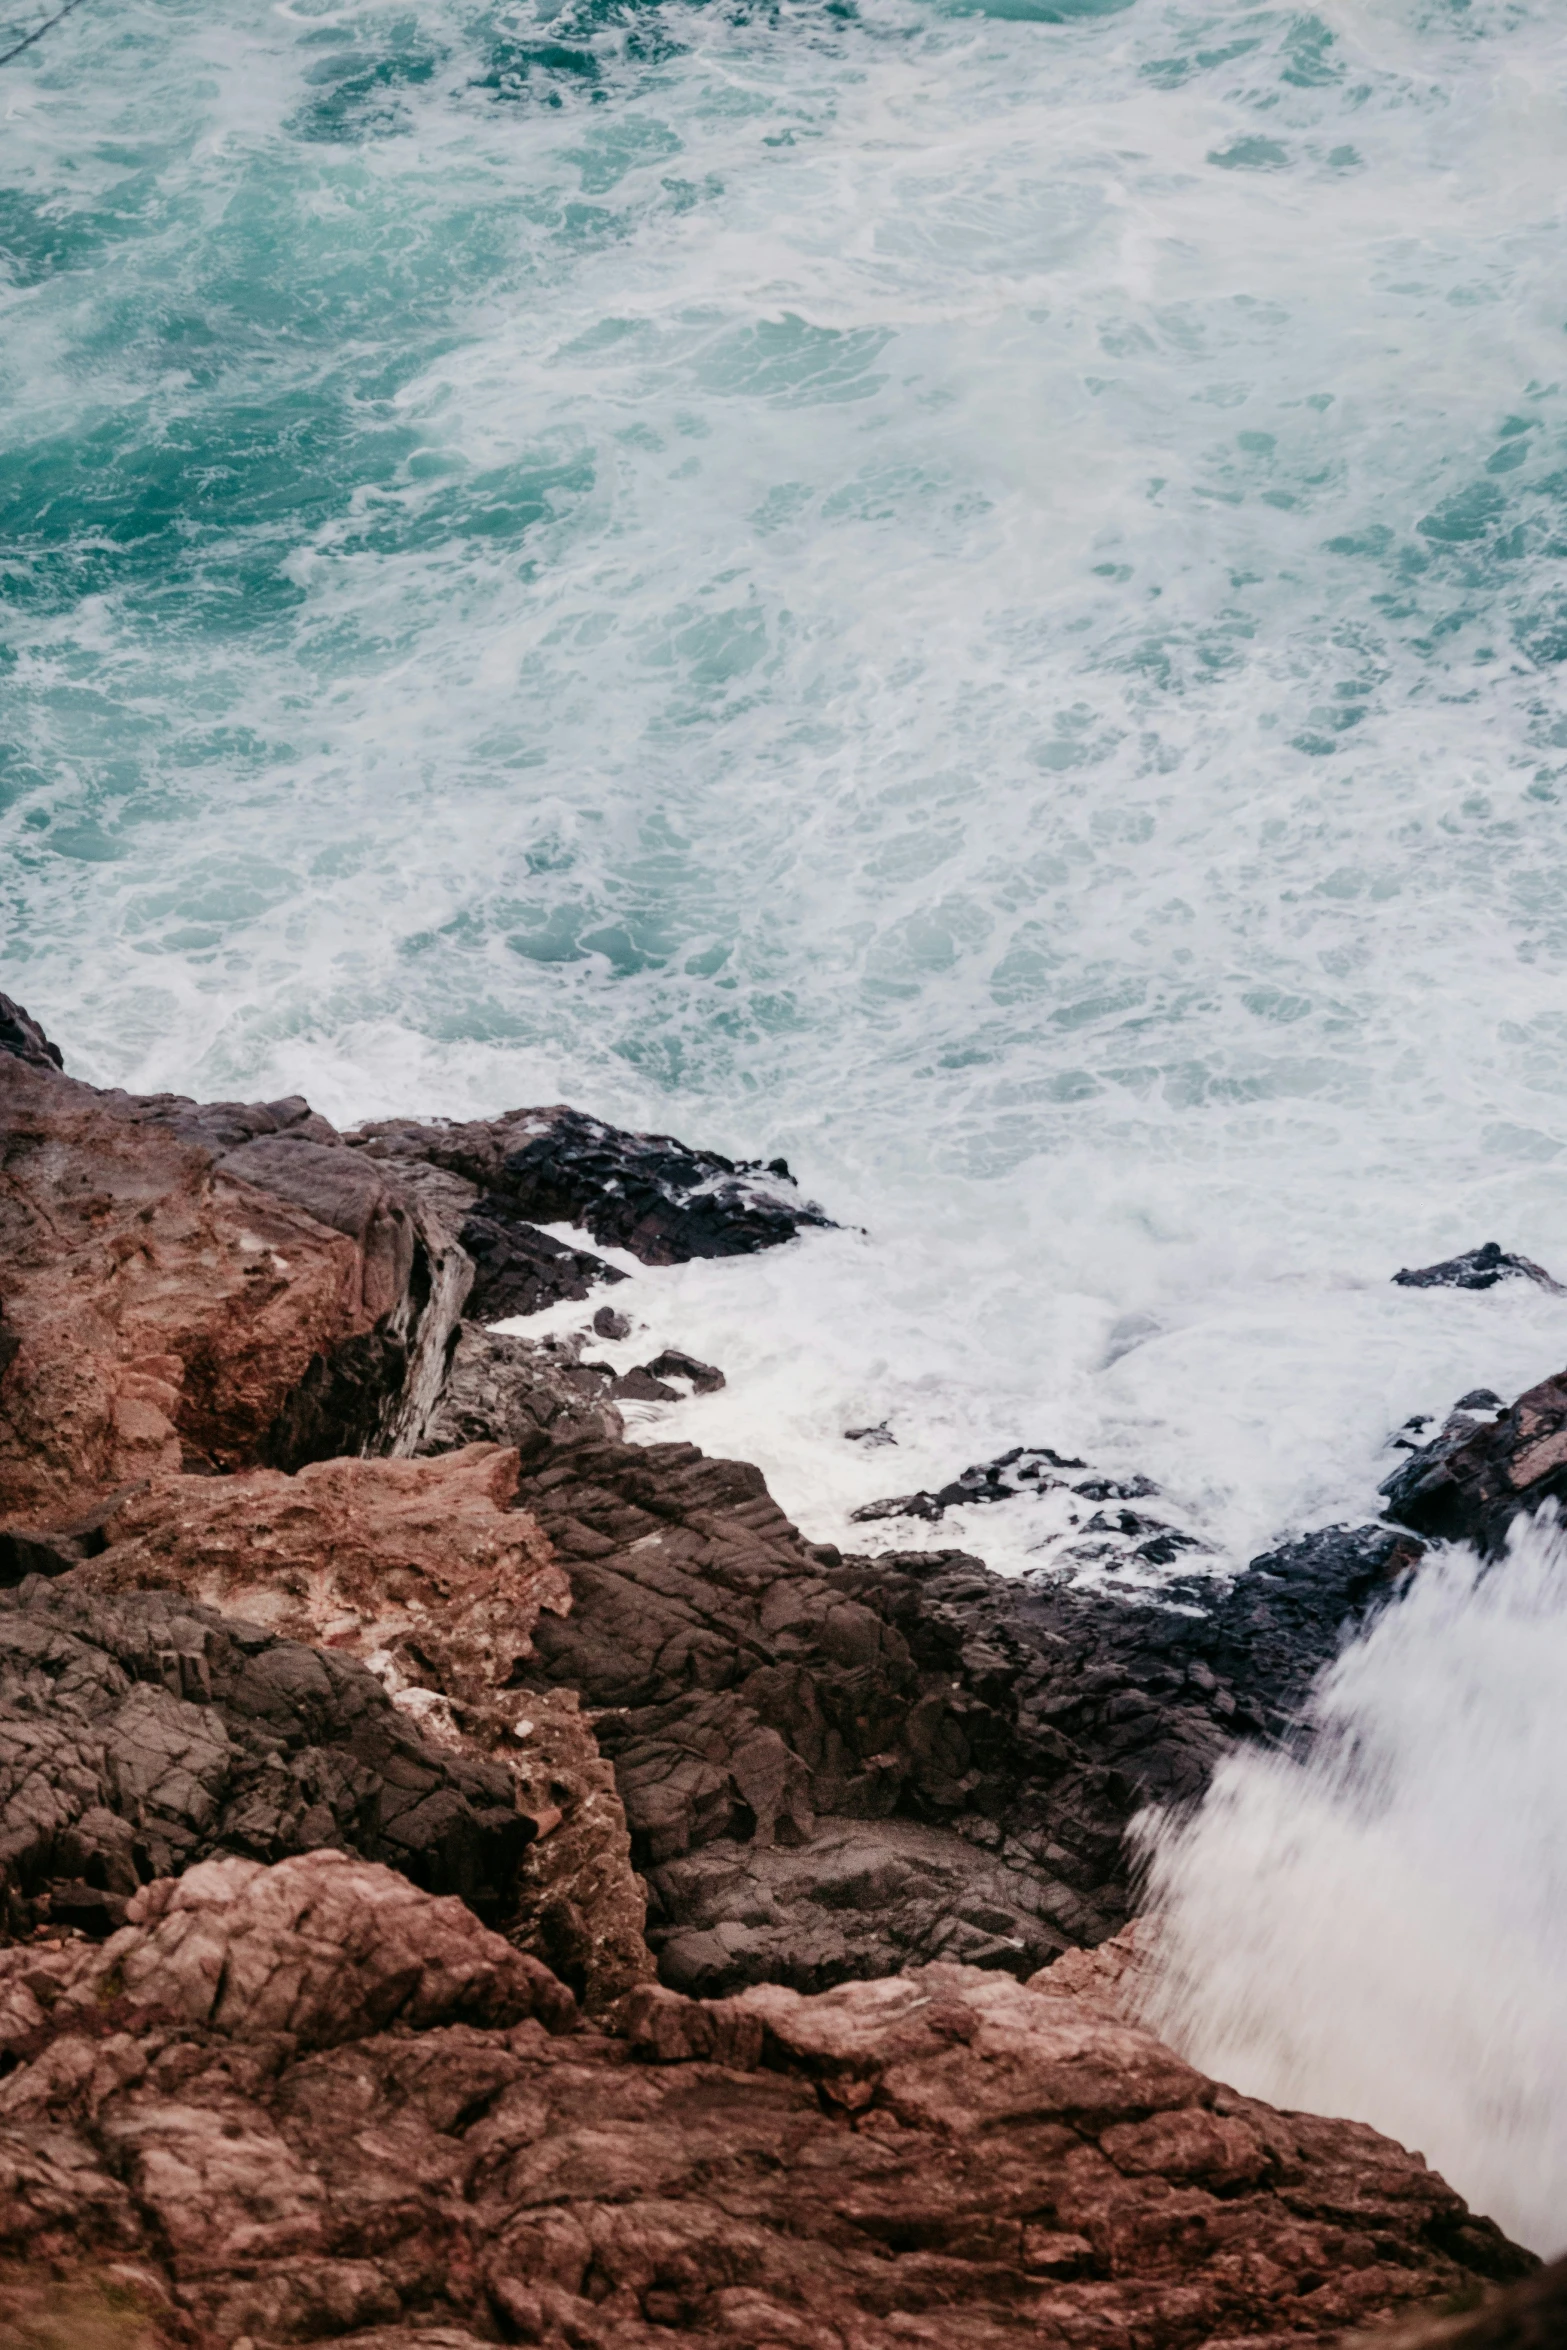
1133 1509 1567 2257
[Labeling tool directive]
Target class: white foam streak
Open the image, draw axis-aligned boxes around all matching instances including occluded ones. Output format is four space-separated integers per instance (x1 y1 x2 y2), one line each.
1134 1513 1567 2257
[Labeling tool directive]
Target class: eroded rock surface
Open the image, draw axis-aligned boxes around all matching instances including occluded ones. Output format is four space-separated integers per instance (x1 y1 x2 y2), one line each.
0 1057 405 1525
26 1452 650 2009
508 1433 1422 1993
1345 2256 1567 2348
0 1580 534 1936
74 1445 570 1726
0 1857 1530 2350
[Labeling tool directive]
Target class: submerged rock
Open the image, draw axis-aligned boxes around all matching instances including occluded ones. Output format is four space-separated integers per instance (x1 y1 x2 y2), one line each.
0 1857 1530 2348
1392 1239 1564 1294
850 1443 1091 1523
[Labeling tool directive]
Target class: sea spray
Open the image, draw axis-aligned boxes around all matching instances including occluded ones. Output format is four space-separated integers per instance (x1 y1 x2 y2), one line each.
1133 1510 1567 2258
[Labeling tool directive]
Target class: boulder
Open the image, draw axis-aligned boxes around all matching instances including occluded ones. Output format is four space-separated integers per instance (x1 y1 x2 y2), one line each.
0 1848 574 2053
0 1875 1531 2348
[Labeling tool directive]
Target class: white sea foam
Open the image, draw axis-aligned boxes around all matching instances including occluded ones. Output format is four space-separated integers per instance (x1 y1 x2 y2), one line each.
1134 1512 1567 2257
7 0 1567 1579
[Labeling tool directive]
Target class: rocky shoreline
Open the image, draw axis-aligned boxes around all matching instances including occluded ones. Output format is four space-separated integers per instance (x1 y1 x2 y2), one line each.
0 992 1558 2347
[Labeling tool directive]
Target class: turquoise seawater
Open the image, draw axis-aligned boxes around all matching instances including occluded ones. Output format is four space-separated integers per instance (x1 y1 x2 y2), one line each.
7 0 1567 1558
7 0 1567 1540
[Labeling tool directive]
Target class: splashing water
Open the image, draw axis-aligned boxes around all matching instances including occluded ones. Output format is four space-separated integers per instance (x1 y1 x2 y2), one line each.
1134 1511 1567 2256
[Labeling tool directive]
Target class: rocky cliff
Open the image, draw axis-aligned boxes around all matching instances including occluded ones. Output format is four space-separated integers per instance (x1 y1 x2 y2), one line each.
0 993 1547 2345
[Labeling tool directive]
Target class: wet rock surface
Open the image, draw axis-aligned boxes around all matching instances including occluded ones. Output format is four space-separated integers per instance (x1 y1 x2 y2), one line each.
1392 1240 1563 1294
1380 1368 1567 1551
350 1102 831 1265
512 1430 1427 1992
0 1856 1531 2350
0 1579 536 1936
456 1204 627 1322
846 1445 1206 1578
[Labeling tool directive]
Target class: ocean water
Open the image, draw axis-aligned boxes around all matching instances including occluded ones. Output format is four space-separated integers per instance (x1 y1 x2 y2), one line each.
4 0 1567 2247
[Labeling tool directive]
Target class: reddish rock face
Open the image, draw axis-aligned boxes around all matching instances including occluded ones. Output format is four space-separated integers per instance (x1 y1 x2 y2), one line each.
0 1059 392 1523
67 1448 653 2009
1381 1364 1567 1551
78 1444 570 1710
0 1854 1531 2350
1345 2254 1566 2347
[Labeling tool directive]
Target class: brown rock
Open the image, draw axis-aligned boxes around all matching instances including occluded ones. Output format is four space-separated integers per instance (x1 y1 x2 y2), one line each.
501 1687 655 2010
1381 1365 1567 1550
78 1445 570 1715
69 1449 652 2009
1336 2255 1566 2347
0 1868 1531 2348
0 1848 575 2051
0 1058 464 1532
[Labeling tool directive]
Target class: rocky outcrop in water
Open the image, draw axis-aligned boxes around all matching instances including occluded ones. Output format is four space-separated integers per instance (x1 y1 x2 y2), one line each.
509 1423 1427 1992
1381 1369 1567 1551
1392 1240 1563 1294
0 1853 1530 2349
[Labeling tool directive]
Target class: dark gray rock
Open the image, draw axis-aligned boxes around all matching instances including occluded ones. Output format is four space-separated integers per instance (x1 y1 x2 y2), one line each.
644 1348 725 1394
416 1322 623 1458
506 1433 1418 1994
458 1202 626 1320
0 993 63 1074
0 1580 534 1937
849 1443 1089 1524
350 1103 832 1265
1392 1239 1563 1294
